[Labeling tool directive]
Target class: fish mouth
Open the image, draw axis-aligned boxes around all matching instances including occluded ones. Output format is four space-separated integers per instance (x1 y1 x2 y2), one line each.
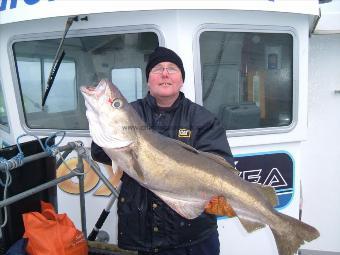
81 79 110 96
80 86 96 96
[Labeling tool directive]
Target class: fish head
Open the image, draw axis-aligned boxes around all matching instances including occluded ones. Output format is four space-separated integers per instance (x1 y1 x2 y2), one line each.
81 79 138 149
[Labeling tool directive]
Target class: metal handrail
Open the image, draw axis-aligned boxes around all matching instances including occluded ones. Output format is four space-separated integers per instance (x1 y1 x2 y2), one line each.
0 140 120 238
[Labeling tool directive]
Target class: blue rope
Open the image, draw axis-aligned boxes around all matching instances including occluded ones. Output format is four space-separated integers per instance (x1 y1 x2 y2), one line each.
15 131 66 157
0 156 12 228
0 157 12 187
0 131 66 185
16 134 46 155
45 131 66 156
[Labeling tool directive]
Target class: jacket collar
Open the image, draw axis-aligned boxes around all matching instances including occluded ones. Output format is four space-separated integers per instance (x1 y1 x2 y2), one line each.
145 91 185 112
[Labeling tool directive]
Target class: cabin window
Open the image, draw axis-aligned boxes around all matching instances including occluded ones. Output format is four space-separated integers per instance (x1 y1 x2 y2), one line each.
16 58 76 114
198 31 293 131
111 68 143 102
0 80 9 129
12 31 159 130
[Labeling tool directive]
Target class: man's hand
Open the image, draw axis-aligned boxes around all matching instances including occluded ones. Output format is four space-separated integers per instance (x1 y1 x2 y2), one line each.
205 196 236 217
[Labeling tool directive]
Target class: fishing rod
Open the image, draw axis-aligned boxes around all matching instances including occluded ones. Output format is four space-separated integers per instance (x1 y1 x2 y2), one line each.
88 195 117 241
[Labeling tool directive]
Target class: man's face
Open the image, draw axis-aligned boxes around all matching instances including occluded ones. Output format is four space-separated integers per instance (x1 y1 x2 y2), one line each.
147 62 183 101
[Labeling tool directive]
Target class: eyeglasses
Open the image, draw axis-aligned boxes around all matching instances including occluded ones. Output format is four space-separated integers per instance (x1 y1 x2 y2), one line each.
150 66 180 74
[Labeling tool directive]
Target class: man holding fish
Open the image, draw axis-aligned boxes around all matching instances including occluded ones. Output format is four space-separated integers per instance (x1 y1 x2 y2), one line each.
91 46 234 255
83 46 319 255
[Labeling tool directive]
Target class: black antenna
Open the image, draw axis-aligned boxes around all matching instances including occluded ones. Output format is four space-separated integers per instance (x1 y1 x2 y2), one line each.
42 16 78 107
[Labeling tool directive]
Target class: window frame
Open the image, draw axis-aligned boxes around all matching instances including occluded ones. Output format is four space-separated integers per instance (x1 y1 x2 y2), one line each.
194 24 298 137
0 75 10 133
9 25 164 136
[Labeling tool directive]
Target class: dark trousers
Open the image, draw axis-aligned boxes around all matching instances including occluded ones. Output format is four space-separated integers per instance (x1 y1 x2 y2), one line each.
138 230 220 255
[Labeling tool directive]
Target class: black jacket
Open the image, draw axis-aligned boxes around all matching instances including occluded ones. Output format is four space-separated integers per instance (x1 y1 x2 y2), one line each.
91 92 233 252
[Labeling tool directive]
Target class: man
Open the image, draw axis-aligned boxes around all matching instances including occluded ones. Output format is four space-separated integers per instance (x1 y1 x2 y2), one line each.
91 46 234 255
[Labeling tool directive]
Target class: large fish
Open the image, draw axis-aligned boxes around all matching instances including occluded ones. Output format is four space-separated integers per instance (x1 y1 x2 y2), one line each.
81 79 319 255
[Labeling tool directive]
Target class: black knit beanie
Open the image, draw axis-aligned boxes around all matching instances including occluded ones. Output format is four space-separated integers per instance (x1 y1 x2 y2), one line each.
146 46 185 82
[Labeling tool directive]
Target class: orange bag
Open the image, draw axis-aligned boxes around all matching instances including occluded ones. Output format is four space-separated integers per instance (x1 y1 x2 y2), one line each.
22 201 88 255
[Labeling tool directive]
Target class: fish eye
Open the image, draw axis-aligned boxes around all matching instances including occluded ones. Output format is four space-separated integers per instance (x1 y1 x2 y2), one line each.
112 98 123 109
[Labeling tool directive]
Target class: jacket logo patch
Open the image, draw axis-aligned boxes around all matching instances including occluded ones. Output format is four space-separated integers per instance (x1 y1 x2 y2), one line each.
178 129 191 138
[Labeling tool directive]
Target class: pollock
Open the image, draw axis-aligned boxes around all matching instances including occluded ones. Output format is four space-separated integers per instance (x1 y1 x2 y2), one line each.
81 79 319 255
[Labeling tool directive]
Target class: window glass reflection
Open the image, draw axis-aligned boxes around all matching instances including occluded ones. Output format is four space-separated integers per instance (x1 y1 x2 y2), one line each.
200 31 293 130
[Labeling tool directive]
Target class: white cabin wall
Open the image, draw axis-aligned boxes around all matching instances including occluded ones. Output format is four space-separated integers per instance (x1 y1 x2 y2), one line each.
301 34 340 252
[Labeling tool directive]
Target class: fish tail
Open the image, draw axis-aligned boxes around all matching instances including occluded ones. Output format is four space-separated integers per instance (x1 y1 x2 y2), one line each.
271 212 319 255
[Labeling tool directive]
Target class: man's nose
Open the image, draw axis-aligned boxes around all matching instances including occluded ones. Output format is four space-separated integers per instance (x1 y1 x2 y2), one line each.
161 68 169 77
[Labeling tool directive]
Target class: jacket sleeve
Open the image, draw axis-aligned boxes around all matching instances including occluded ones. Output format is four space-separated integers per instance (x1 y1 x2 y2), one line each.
194 115 234 166
91 141 130 183
91 141 111 165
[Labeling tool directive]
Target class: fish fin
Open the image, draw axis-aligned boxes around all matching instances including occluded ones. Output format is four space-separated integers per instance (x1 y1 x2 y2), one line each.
110 162 118 175
199 151 240 176
130 150 145 181
271 212 319 255
152 191 205 219
252 183 278 207
238 217 266 233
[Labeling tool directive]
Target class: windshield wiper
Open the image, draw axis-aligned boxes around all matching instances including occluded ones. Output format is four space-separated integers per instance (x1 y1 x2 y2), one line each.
42 16 78 107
